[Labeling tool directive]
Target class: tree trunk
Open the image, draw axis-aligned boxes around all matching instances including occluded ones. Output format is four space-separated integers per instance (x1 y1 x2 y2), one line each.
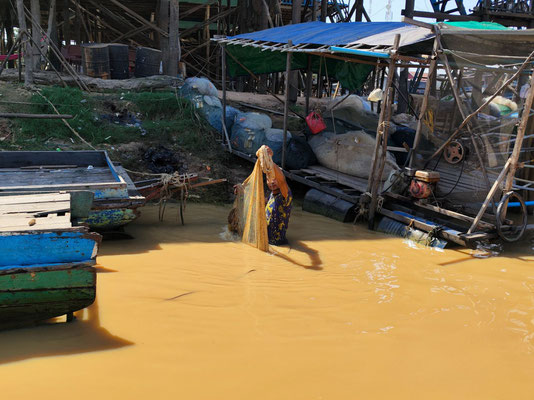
16 0 33 86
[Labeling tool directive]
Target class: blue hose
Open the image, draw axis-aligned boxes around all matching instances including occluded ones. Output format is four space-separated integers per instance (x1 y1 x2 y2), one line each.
507 200 534 208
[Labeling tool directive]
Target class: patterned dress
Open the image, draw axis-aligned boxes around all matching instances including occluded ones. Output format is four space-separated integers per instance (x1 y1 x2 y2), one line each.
265 189 292 245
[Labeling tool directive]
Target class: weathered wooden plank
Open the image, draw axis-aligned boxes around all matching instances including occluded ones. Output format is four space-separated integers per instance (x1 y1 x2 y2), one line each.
0 200 70 213
0 288 95 306
0 151 108 168
0 192 70 205
378 207 469 247
0 267 95 291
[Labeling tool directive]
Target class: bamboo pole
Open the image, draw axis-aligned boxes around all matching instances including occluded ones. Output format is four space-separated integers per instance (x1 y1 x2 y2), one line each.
282 40 293 170
437 45 494 200
505 69 534 191
467 160 511 234
367 34 399 195
0 113 73 119
427 48 534 163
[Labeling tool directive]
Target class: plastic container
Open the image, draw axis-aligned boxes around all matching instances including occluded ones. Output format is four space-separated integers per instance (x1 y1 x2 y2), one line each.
108 43 129 79
81 44 110 79
134 47 162 77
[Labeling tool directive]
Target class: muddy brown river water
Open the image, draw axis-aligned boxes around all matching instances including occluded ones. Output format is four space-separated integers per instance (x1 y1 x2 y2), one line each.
1 204 534 399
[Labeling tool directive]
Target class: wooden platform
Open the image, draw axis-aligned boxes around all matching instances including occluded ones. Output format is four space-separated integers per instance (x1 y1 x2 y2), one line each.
229 148 365 204
0 192 72 232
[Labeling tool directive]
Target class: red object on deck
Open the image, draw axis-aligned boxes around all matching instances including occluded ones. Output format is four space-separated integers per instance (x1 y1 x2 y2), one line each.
306 111 327 135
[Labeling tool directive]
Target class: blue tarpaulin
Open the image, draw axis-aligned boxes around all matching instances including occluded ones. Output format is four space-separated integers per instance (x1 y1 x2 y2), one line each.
228 21 409 46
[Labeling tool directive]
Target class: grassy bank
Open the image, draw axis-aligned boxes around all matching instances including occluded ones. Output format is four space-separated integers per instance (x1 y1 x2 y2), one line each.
0 84 248 203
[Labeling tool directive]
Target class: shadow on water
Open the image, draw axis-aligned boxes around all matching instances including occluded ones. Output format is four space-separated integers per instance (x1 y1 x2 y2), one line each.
272 241 323 270
0 299 133 365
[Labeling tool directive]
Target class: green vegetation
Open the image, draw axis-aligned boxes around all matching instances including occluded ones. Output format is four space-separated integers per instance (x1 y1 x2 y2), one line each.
1 86 220 155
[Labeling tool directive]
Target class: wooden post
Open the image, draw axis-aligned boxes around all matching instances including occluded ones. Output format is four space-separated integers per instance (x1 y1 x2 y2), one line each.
16 0 33 86
312 0 318 21
18 39 22 82
205 4 210 76
30 0 41 70
403 0 415 18
221 43 231 151
367 34 400 229
505 70 534 191
63 0 71 45
305 54 312 115
168 0 180 77
409 35 438 168
320 0 328 22
159 0 170 74
289 0 301 104
281 40 293 170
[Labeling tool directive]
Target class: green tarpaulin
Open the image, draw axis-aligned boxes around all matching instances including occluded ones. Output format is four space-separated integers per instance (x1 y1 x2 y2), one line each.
226 45 373 91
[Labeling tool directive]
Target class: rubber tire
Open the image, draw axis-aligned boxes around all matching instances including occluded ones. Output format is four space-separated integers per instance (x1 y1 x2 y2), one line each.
496 191 527 243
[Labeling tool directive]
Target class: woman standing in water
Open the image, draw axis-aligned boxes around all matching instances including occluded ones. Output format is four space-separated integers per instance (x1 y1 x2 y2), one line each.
229 146 292 246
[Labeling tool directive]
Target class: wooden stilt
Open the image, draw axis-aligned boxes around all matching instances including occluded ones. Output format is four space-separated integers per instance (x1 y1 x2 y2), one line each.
305 55 312 115
16 0 33 86
367 34 400 229
169 0 180 76
282 40 293 170
221 43 232 151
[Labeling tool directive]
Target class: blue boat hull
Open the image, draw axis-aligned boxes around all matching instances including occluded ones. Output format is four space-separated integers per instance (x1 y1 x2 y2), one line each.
0 230 101 268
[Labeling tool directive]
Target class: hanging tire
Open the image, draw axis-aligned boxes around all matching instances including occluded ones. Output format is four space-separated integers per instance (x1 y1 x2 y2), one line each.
496 191 527 243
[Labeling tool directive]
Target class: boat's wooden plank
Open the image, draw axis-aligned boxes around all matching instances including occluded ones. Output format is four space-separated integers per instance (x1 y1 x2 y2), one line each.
0 151 108 168
0 217 72 231
0 288 95 306
384 192 495 230
0 200 70 213
0 267 95 291
0 230 100 267
0 193 70 205
0 167 115 187
378 207 469 247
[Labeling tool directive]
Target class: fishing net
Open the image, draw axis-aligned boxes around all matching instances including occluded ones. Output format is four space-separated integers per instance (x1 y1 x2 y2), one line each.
228 145 279 252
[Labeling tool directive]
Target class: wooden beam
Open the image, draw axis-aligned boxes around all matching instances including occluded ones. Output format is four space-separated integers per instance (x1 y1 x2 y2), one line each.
108 0 169 37
0 113 73 119
180 7 236 38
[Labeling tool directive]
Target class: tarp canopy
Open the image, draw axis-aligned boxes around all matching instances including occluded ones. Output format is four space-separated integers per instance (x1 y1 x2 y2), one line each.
219 21 434 90
229 21 410 46
438 23 534 65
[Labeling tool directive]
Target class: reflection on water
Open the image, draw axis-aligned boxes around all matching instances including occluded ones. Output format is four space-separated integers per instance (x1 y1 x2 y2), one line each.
2 204 534 399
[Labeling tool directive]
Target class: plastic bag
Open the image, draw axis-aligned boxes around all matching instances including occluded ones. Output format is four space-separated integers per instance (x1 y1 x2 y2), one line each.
306 111 326 134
